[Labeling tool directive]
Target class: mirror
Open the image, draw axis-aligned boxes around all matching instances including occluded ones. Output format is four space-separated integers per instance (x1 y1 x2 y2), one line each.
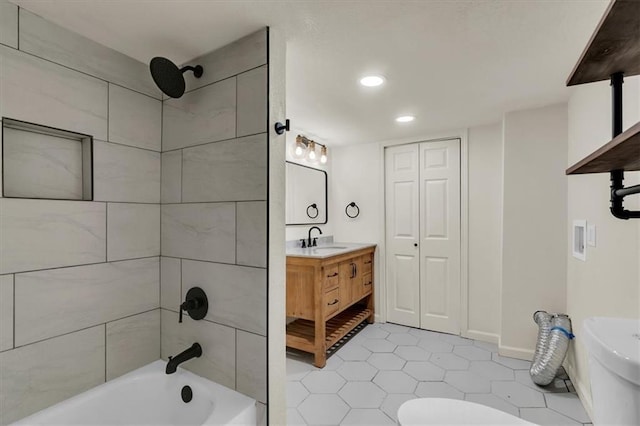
286 161 327 225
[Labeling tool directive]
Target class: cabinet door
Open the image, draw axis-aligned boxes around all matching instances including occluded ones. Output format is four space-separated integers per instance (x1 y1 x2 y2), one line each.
338 261 353 311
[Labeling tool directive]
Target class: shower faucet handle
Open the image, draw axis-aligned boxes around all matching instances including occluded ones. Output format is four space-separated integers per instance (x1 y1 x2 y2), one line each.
178 287 208 323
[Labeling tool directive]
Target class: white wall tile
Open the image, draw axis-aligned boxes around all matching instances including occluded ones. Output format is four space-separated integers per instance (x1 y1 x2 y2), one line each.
3 127 84 200
0 45 108 140
161 150 182 204
237 201 267 268
162 77 236 151
93 141 160 203
0 325 105 425
19 9 160 98
0 274 13 352
106 309 160 380
161 257 181 312
107 203 160 261
183 29 266 93
0 0 18 48
182 260 266 335
182 134 267 202
236 330 267 403
0 199 106 274
237 66 267 137
160 309 235 389
161 203 236 263
14 257 159 346
108 84 162 151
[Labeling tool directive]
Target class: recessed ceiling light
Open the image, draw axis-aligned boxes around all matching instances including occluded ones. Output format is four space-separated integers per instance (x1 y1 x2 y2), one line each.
359 75 385 87
396 115 415 123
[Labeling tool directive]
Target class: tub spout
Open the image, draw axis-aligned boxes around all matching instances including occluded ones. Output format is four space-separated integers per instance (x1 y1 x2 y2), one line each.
166 343 202 374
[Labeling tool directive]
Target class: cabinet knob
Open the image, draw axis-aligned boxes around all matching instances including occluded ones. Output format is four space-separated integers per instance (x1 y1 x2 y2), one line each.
414 243 418 247
327 272 338 278
328 299 339 306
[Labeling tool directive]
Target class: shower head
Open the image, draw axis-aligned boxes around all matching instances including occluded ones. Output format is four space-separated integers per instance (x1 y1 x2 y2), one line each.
149 57 203 98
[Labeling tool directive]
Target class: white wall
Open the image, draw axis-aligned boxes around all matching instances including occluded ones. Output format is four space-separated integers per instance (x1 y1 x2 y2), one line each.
565 76 640 416
467 123 503 341
285 132 333 241
500 103 568 359
329 127 503 335
330 142 383 315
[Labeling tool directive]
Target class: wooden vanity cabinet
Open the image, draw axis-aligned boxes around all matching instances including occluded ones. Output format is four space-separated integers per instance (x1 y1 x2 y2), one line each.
286 246 375 367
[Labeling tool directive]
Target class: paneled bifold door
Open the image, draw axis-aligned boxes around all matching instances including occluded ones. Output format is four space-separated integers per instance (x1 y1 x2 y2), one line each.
385 139 461 334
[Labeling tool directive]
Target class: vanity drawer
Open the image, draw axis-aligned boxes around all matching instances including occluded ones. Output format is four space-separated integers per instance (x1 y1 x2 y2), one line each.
324 288 340 318
362 254 373 274
323 264 339 291
362 273 373 296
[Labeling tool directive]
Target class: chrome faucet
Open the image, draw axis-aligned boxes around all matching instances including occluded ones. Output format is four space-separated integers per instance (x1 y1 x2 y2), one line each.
307 226 322 247
165 343 202 374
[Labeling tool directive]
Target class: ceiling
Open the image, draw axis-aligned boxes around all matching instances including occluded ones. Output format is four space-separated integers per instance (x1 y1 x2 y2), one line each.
12 0 608 147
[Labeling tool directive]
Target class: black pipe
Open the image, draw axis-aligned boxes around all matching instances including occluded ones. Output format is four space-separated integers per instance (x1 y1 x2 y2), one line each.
607 73 640 219
611 72 623 138
610 170 640 219
614 184 640 198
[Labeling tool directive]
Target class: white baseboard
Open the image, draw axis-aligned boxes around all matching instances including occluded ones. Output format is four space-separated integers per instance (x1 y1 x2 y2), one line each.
464 329 499 344
565 361 594 421
498 344 534 361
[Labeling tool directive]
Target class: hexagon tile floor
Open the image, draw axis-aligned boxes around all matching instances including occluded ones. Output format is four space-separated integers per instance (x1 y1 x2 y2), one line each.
286 322 592 426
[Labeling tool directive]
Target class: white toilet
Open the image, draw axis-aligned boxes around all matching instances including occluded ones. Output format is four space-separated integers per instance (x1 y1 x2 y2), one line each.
583 317 640 426
397 398 536 425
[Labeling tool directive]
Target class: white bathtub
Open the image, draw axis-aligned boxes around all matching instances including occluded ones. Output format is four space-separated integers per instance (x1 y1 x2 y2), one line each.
12 360 256 426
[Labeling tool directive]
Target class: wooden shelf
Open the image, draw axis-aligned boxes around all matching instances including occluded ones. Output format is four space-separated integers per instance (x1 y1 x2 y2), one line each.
286 306 372 350
567 0 640 86
566 121 640 175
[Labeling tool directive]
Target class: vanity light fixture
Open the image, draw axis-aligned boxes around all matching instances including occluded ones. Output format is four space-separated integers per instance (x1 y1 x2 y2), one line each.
396 115 415 123
360 75 385 87
293 134 328 165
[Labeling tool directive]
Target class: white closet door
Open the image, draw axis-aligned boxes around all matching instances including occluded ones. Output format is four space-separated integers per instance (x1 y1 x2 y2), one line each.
419 139 461 334
385 144 420 327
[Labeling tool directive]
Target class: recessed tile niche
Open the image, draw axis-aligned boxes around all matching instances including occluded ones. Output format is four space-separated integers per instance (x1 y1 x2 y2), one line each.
2 118 93 200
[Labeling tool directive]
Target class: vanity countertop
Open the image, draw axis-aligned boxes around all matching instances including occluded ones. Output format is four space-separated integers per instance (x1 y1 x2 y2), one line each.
286 242 376 259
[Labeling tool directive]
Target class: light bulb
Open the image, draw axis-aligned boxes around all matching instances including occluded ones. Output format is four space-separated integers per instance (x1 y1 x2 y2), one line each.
307 141 316 161
293 135 306 158
320 145 327 164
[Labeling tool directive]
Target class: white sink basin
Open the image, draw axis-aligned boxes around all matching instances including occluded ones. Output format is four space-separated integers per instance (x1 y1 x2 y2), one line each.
312 246 348 251
286 243 375 258
583 317 640 386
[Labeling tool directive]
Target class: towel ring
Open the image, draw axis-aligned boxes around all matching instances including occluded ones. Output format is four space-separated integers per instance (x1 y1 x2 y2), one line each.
306 203 319 219
345 202 360 218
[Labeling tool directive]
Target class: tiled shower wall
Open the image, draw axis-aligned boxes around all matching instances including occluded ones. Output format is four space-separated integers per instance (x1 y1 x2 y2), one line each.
0 3 162 424
159 29 269 413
